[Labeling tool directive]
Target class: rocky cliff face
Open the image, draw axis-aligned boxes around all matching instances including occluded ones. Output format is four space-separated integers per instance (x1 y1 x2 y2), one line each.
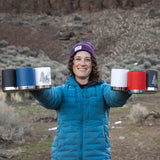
0 0 157 15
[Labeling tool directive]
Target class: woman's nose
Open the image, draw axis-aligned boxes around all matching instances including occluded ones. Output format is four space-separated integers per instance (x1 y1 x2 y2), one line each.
79 59 86 65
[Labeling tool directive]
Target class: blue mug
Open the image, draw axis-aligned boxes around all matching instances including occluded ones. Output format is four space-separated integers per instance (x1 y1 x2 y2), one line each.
16 67 36 90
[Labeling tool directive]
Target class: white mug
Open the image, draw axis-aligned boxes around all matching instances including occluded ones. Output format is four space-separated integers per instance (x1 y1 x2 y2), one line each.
35 67 51 89
111 69 129 91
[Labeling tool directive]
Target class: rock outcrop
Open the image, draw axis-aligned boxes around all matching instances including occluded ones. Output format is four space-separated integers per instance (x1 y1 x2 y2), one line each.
0 0 158 15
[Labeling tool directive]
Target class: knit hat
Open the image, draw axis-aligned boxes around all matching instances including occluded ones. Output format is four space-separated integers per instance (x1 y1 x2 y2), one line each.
69 42 96 59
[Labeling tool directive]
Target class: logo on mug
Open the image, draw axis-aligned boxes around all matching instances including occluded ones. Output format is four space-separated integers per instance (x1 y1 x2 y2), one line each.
39 71 50 83
151 74 157 86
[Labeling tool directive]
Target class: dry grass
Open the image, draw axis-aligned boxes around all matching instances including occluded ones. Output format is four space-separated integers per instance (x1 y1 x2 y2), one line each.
0 90 23 103
0 90 6 102
87 8 160 58
0 94 32 145
10 92 22 103
0 90 33 104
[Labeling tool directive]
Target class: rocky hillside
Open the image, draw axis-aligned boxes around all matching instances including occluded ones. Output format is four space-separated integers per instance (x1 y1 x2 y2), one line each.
0 0 160 87
0 38 159 87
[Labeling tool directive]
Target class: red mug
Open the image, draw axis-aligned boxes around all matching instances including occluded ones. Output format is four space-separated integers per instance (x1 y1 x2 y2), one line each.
128 71 146 94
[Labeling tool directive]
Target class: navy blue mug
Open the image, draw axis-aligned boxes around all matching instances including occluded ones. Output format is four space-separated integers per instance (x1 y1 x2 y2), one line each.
146 70 158 92
2 69 17 92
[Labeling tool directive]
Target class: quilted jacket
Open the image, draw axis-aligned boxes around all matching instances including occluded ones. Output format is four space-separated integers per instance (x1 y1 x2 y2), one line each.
30 74 131 160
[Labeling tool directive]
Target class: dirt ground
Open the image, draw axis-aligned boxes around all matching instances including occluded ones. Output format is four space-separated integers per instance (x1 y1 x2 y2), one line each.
109 93 160 160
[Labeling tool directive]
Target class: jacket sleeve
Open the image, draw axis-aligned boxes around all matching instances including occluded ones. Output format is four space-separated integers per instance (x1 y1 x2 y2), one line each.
102 83 131 107
30 86 63 110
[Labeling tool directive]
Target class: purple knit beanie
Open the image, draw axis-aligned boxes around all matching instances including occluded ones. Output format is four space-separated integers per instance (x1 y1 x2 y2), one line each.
69 42 96 59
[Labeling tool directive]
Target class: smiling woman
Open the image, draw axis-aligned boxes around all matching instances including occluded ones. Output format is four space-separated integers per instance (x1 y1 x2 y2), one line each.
68 42 102 85
30 41 132 160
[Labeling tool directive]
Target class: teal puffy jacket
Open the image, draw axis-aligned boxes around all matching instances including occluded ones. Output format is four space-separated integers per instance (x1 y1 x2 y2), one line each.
31 74 131 160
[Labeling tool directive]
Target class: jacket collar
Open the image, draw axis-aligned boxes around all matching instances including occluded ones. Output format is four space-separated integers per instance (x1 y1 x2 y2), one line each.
65 74 104 88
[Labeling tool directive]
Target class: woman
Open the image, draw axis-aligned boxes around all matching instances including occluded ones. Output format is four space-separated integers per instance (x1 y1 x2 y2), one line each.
30 42 131 160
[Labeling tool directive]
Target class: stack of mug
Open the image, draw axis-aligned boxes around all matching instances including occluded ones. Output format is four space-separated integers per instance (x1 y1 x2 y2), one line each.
111 69 158 94
2 67 52 92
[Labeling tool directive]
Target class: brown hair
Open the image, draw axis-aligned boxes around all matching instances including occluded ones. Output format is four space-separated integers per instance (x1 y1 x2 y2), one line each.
67 54 102 81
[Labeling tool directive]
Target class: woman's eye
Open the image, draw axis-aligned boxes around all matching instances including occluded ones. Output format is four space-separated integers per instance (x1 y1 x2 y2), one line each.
75 58 81 61
85 59 91 62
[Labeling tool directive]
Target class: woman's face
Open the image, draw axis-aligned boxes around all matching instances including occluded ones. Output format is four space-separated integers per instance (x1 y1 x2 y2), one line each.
73 51 92 84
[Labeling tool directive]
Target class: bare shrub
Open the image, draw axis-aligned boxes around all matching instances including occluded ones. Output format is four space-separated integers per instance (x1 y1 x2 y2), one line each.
129 103 149 124
0 100 32 144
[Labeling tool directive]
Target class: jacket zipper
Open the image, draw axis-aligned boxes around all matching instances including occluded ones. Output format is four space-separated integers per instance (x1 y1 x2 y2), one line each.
80 91 84 160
